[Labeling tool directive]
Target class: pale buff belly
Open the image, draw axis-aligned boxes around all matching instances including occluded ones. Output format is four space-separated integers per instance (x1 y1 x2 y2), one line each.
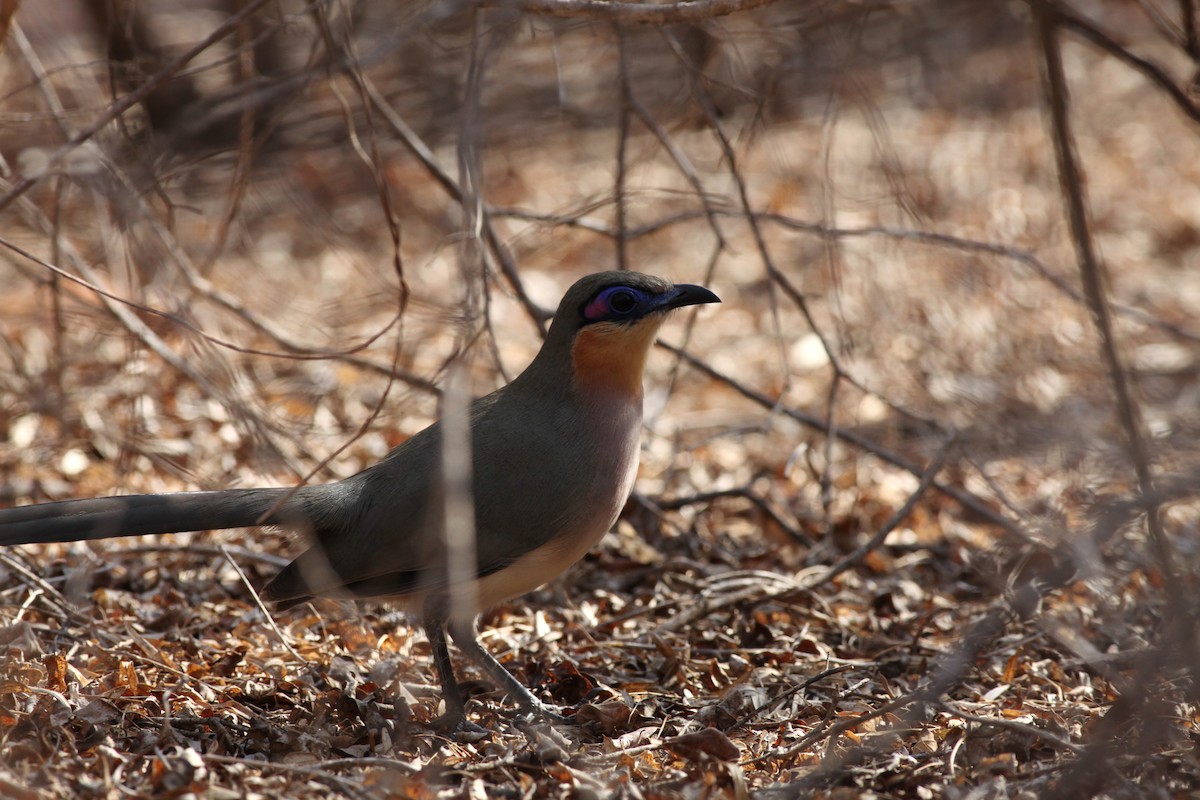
391 395 642 622
470 397 641 614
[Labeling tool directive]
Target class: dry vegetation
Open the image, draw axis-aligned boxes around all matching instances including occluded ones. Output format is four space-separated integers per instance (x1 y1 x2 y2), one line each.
1 0 1200 797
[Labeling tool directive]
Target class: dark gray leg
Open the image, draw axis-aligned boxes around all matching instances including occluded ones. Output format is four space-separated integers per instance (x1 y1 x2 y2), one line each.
421 593 471 733
446 616 572 725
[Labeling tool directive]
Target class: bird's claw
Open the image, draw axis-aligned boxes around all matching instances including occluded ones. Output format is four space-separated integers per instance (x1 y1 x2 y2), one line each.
430 701 575 739
431 711 492 740
518 702 576 727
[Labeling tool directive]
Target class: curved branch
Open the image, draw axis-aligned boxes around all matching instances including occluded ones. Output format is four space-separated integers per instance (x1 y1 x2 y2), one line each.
510 0 779 24
1050 1 1200 125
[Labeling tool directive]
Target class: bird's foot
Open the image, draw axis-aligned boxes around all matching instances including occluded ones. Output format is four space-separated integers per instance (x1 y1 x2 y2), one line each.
518 700 576 727
430 710 492 741
430 699 575 739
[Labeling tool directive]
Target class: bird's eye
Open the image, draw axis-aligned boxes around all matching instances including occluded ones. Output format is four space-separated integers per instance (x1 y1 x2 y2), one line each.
608 289 637 314
581 285 646 323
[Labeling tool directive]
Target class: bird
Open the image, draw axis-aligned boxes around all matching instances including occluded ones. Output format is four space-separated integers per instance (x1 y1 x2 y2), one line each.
0 270 719 732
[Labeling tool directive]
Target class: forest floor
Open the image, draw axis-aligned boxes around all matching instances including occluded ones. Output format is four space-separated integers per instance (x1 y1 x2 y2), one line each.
1 2 1200 797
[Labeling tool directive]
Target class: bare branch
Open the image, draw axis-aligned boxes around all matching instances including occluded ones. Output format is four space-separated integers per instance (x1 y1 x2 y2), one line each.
510 0 780 24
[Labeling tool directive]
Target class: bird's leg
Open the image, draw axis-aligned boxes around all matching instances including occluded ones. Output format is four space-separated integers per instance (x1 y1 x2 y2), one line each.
447 616 574 726
421 594 480 735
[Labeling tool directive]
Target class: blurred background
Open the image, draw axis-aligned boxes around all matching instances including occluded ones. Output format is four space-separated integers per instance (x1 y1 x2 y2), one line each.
1 1 1199 796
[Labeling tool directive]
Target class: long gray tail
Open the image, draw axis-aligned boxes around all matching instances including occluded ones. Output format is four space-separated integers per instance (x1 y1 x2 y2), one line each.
0 488 298 546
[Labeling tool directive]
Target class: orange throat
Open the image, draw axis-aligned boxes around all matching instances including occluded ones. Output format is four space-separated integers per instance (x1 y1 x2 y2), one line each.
569 319 663 399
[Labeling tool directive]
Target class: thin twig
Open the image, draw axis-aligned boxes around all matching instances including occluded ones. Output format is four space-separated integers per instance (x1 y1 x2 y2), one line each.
511 0 780 24
659 341 1025 539
1035 0 1184 632
938 700 1084 755
615 24 632 272
656 485 812 546
810 441 951 589
1052 2 1200 125
0 551 84 624
220 545 307 664
201 753 378 798
733 664 859 729
0 0 275 215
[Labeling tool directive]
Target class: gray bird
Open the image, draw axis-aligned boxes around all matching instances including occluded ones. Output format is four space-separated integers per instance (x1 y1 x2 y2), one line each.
0 270 720 731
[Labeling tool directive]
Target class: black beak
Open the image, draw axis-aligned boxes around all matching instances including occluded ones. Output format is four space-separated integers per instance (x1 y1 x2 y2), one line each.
661 283 721 311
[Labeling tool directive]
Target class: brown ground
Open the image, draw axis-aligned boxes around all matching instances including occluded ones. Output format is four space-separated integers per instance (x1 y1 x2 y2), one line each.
1 1 1199 797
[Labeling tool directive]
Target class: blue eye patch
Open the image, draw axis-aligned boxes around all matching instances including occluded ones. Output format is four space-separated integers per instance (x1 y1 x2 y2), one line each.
582 285 646 323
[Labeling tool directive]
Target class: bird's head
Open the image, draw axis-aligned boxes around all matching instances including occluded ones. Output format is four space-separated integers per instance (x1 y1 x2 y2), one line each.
534 271 720 399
